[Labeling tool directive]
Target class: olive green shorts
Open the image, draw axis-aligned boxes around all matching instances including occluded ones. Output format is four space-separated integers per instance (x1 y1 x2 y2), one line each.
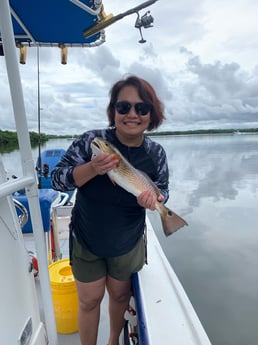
71 236 145 283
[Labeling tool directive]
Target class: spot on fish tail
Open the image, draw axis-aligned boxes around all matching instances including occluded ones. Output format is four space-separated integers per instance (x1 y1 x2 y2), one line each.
168 209 173 216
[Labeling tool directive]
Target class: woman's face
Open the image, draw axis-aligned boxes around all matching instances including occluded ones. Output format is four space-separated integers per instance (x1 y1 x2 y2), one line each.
114 85 151 143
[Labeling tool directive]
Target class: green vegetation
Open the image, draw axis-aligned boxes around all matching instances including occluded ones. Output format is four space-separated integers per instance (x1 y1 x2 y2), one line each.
46 134 77 140
0 130 48 153
0 130 17 145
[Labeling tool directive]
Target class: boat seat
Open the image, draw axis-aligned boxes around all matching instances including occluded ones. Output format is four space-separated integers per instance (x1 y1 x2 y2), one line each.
14 189 59 233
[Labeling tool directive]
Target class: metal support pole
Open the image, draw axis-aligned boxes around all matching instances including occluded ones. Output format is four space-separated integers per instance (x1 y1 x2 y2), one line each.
0 1 58 344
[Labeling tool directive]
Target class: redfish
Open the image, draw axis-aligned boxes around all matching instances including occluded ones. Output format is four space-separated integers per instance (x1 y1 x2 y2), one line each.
90 137 188 236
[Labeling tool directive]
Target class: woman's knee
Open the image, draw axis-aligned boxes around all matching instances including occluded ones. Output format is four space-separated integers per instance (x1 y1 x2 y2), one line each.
79 295 103 312
107 278 131 303
76 277 106 312
110 290 130 304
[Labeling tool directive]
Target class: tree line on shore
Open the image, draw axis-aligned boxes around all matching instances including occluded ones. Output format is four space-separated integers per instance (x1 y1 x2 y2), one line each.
147 128 258 136
1 128 258 148
0 130 49 146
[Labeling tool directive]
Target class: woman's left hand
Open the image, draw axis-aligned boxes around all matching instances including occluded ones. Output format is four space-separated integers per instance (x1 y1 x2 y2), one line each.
137 190 164 210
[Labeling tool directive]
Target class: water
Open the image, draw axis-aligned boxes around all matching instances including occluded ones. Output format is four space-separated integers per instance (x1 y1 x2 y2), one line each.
0 139 73 178
1 134 258 345
148 133 258 345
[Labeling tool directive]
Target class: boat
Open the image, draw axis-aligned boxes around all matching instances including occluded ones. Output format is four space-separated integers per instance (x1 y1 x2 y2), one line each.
0 1 212 344
36 148 74 202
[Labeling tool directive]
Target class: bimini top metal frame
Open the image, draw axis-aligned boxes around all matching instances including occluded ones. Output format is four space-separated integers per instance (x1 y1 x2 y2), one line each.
1 0 104 47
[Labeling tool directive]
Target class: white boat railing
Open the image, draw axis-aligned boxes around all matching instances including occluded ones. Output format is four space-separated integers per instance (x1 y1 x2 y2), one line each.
0 176 34 198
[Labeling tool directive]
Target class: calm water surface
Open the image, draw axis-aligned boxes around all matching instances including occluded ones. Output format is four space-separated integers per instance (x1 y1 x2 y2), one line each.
149 134 258 345
1 134 258 345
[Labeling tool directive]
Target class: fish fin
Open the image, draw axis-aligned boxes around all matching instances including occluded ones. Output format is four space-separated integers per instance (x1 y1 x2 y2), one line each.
112 154 120 171
159 204 188 236
108 176 117 185
113 153 120 161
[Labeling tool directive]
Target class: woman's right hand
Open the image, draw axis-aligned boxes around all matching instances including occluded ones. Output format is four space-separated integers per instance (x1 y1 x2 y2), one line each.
91 153 119 175
73 153 119 187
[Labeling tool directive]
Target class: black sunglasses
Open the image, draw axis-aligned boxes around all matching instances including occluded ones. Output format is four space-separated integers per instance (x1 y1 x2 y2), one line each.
115 101 152 116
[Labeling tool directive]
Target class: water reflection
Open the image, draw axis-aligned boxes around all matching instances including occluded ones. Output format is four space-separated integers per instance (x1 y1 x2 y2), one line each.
158 134 258 208
150 134 258 345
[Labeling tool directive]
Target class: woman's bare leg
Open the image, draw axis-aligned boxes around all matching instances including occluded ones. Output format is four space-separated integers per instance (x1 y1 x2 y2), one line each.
75 277 106 345
106 276 131 345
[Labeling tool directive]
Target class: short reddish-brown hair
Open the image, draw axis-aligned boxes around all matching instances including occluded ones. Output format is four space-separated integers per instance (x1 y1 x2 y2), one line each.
107 75 165 131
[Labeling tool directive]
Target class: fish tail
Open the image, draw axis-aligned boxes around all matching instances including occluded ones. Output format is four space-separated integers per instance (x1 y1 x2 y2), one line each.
159 204 188 236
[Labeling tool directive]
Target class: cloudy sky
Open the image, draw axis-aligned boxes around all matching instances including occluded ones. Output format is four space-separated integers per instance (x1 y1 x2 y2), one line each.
1 0 258 135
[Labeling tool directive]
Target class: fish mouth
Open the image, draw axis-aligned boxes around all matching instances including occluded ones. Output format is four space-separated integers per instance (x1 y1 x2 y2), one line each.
90 138 104 156
91 139 100 149
91 137 111 155
91 137 115 156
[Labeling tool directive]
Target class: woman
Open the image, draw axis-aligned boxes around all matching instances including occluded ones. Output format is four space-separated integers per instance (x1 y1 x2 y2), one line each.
51 75 169 345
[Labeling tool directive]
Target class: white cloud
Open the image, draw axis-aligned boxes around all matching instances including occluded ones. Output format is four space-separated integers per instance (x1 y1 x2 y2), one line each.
1 0 258 134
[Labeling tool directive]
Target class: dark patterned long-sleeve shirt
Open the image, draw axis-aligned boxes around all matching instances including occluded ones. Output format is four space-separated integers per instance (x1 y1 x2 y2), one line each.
51 128 169 257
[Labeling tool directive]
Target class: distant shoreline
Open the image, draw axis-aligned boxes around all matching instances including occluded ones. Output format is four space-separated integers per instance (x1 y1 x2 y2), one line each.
47 127 258 138
1 128 258 148
147 128 258 136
